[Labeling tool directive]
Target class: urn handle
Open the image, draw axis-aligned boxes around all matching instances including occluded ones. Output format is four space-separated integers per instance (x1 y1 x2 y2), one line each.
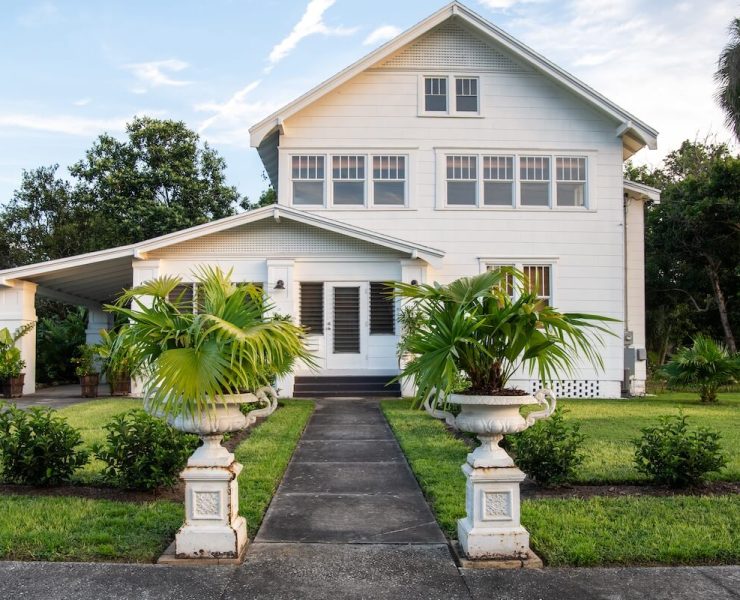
526 388 557 426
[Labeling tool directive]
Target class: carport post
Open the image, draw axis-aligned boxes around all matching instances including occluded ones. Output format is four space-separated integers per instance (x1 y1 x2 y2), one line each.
0 279 38 395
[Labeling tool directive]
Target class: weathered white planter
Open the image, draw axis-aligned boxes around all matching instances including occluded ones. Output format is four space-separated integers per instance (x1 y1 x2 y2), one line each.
148 387 278 560
448 389 556 560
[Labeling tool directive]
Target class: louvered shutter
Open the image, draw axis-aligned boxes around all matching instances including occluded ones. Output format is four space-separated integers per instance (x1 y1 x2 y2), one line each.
299 282 324 334
333 287 360 353
168 283 195 312
370 282 395 335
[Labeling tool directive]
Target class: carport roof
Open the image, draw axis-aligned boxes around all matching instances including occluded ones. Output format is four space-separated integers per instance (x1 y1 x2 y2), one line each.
0 205 445 306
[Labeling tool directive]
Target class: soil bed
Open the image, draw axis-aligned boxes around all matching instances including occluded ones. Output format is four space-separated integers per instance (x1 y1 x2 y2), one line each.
523 480 739 499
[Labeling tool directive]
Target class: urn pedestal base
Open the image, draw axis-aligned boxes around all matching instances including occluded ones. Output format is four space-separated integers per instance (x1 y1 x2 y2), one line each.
457 463 531 560
174 450 247 560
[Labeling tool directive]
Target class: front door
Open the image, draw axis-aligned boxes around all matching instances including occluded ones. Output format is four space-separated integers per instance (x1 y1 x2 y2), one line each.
325 282 368 370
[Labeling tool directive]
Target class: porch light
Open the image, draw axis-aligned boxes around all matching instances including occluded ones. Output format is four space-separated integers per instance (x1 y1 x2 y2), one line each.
274 280 285 290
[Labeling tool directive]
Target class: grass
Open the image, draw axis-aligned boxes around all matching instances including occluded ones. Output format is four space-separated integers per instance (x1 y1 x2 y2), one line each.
0 397 313 561
235 399 314 537
381 398 740 566
556 392 740 482
0 495 182 562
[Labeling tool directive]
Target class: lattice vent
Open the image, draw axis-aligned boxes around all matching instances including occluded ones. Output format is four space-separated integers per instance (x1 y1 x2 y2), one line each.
149 220 402 258
530 380 601 399
376 22 527 73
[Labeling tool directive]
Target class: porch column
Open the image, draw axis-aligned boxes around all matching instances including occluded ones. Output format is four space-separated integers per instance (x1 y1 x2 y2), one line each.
399 259 429 398
130 259 161 397
266 259 295 398
0 279 38 395
624 197 647 395
86 308 112 345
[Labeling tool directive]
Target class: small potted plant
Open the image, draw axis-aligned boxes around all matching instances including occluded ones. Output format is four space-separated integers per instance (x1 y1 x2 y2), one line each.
72 344 101 398
394 268 614 560
107 266 313 560
97 328 133 396
0 324 35 398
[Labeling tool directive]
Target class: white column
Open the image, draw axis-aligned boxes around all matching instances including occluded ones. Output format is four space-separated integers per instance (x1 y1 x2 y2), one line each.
266 259 295 398
0 280 38 395
398 259 428 397
85 308 111 346
625 197 647 395
130 259 161 397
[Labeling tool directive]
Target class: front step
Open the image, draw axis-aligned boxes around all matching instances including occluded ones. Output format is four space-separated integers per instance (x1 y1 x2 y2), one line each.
293 376 401 398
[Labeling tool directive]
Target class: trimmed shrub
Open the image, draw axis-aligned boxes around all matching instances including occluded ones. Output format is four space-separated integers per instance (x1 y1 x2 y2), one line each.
0 403 89 485
94 409 199 491
633 413 727 487
510 408 585 486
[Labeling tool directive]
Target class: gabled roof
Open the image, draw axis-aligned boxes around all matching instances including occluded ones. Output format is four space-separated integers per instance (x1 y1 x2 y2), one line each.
249 1 658 155
623 179 661 203
0 205 445 296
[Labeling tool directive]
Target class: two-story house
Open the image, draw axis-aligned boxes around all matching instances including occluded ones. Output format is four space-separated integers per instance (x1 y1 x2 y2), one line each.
0 2 659 398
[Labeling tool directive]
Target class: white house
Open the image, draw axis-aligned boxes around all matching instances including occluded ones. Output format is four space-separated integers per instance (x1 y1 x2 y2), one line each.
0 2 660 398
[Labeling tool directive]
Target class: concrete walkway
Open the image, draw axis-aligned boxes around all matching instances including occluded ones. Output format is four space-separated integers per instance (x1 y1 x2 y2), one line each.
0 397 737 599
10 384 97 410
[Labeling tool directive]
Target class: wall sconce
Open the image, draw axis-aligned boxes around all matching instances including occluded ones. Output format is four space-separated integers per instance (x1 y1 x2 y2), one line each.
274 280 285 290
410 279 418 286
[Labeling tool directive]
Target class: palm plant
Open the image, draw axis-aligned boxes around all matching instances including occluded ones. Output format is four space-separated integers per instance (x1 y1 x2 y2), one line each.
661 335 740 403
394 269 615 408
715 18 740 141
106 266 313 417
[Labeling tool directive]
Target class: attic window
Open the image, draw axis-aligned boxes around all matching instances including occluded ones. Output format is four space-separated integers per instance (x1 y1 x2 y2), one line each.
424 77 447 112
292 155 325 206
455 77 478 112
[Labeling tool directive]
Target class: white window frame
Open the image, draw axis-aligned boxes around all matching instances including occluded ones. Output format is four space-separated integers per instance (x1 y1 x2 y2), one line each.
445 155 478 206
555 155 588 208
290 154 326 207
371 155 408 208
418 75 482 117
286 151 413 209
479 258 558 306
331 155 367 208
519 155 552 208
436 151 593 210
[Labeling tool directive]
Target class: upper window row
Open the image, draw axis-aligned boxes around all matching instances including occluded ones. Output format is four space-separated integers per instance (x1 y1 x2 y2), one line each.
445 154 588 209
422 76 480 116
292 154 407 208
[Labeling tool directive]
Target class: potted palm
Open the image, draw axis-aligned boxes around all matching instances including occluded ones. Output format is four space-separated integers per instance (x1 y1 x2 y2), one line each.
394 268 614 561
97 328 134 396
0 324 35 398
72 344 101 398
107 266 312 560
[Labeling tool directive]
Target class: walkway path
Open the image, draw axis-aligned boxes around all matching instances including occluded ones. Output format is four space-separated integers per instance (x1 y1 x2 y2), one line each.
10 384 96 410
0 397 737 599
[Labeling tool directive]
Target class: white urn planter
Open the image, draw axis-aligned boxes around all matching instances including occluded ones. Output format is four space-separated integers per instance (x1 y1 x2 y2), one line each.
447 389 556 561
148 386 278 560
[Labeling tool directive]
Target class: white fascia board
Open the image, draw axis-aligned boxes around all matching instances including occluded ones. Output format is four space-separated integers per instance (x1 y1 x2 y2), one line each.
249 1 658 150
623 179 661 203
0 246 136 285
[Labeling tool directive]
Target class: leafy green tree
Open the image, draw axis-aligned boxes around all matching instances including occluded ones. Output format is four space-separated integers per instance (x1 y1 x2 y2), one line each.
715 18 740 141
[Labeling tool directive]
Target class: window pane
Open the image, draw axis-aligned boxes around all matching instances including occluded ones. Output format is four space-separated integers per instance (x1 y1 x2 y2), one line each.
455 78 478 112
521 182 549 206
520 156 550 181
425 77 447 112
374 181 405 205
333 181 364 205
293 181 324 205
557 182 585 206
556 157 586 181
484 181 513 206
483 156 513 180
333 155 364 180
447 181 476 205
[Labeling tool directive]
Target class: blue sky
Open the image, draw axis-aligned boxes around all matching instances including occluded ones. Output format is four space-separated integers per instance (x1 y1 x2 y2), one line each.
0 0 736 206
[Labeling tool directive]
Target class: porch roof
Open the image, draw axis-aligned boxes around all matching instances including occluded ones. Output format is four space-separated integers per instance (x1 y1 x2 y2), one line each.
0 205 445 306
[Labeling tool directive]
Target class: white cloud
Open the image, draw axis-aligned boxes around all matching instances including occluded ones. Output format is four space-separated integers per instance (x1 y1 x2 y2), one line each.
478 0 526 9
194 81 284 146
0 113 127 136
363 25 402 46
122 59 192 88
505 0 738 165
73 98 91 107
266 0 357 71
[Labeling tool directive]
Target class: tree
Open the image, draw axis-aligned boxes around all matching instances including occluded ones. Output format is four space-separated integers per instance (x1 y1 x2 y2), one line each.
715 18 740 141
0 117 243 268
643 141 739 354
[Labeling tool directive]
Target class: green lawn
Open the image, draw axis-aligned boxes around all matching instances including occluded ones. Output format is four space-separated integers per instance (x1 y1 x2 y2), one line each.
0 397 313 561
0 495 181 562
557 392 739 482
381 397 740 566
